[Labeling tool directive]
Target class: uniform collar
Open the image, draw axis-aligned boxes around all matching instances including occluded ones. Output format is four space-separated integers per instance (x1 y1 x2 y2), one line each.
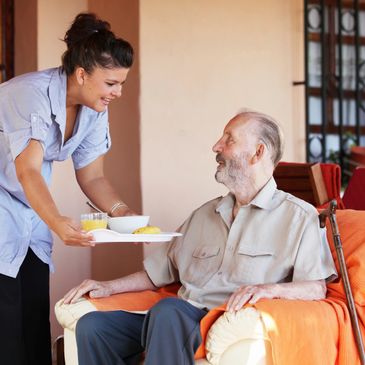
49 67 67 127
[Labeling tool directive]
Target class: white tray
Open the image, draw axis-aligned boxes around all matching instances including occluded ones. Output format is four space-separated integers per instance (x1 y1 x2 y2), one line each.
90 229 182 243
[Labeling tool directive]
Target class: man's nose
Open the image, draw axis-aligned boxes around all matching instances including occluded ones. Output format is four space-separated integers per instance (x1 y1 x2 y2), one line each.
212 139 222 153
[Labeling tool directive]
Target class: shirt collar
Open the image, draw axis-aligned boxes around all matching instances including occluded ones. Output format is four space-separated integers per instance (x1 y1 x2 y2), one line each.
250 177 277 209
215 193 235 214
215 176 277 213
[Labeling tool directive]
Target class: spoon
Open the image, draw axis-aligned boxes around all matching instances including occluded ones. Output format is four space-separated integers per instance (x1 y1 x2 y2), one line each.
86 201 110 217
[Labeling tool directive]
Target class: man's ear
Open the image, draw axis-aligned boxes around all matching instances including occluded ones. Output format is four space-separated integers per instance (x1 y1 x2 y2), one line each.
75 67 86 86
251 143 265 164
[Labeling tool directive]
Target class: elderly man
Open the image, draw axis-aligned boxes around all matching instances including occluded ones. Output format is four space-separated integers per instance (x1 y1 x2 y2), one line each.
64 110 336 365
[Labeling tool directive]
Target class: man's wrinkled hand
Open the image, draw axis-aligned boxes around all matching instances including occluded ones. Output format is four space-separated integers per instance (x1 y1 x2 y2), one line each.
226 284 277 312
63 279 112 304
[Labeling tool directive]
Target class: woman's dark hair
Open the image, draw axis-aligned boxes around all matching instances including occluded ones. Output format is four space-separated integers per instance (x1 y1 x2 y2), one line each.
62 13 134 75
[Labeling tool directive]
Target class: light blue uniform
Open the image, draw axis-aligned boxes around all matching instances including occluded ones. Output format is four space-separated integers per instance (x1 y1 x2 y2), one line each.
0 67 111 278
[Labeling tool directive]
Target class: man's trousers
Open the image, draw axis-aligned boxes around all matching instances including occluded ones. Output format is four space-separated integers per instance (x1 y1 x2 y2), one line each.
76 297 208 365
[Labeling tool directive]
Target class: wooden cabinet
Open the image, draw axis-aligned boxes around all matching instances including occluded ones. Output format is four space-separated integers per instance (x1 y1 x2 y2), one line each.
0 0 14 83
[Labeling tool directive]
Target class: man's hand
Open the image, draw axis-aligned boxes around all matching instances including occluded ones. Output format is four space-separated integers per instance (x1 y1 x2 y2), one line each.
62 271 158 305
63 279 113 304
226 280 326 312
226 284 277 312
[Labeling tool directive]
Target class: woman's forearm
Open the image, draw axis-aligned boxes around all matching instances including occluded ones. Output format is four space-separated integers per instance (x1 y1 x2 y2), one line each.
17 168 61 229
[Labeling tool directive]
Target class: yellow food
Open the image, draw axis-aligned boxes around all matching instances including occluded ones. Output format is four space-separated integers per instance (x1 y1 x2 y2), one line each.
133 226 161 234
81 219 107 231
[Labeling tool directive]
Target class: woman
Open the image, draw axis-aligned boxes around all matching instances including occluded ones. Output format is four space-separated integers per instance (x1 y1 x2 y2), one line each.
0 13 135 365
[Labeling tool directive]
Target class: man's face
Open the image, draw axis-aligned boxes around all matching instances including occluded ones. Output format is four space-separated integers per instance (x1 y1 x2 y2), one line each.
212 117 258 187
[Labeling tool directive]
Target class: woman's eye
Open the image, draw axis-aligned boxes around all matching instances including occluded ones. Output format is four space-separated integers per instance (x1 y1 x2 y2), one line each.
106 82 114 86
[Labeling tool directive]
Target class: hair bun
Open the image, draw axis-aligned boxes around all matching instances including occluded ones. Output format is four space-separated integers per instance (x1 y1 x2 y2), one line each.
62 12 133 75
64 13 112 48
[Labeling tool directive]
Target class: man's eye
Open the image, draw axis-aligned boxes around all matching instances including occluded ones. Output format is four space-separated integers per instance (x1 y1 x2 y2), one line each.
106 82 114 86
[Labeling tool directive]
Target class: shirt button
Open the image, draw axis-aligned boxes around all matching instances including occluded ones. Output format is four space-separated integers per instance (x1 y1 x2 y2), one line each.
201 253 206 257
217 271 222 275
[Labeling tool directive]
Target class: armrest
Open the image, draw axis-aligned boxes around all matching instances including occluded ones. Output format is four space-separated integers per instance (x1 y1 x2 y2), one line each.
55 298 97 331
205 307 273 365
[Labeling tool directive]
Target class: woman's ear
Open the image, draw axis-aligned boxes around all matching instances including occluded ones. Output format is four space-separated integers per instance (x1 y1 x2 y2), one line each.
251 143 265 164
75 67 86 86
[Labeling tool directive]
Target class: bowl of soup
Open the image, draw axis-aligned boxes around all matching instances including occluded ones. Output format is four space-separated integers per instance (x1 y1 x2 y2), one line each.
108 215 150 234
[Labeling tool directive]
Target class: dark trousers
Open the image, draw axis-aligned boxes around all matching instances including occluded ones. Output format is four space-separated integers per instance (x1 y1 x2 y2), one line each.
76 297 207 365
0 249 52 365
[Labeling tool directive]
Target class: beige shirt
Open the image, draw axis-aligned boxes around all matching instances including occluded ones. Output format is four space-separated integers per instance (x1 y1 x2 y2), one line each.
144 178 337 309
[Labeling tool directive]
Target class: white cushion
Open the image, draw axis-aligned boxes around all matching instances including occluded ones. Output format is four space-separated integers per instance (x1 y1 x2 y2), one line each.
205 307 271 365
55 298 97 331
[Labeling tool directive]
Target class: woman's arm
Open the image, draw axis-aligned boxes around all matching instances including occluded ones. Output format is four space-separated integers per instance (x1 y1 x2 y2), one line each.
14 139 94 246
75 155 136 216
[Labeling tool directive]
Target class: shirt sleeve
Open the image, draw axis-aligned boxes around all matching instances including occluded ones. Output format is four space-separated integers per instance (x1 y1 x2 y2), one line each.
142 214 195 287
1 85 52 161
143 242 180 287
72 110 111 170
293 210 338 283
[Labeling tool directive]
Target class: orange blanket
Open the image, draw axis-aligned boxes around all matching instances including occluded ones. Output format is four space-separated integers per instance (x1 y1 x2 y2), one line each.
252 210 365 365
89 210 365 364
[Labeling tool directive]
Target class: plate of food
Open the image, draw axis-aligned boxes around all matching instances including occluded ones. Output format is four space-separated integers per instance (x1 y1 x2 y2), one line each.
90 228 182 243
80 210 181 243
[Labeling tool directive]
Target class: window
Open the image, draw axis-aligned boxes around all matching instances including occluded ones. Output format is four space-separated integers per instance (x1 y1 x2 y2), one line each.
304 0 365 181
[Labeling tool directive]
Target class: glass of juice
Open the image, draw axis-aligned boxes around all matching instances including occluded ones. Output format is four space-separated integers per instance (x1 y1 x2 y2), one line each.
81 212 108 231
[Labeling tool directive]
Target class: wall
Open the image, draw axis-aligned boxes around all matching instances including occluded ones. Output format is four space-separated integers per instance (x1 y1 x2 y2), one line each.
14 0 37 75
37 0 89 340
36 0 143 339
88 0 143 281
139 0 306 244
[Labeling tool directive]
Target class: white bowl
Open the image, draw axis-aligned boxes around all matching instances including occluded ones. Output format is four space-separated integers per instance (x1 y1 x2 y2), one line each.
108 215 150 234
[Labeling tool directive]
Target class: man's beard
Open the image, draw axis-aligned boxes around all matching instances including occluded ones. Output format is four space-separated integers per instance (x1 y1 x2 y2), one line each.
215 152 251 188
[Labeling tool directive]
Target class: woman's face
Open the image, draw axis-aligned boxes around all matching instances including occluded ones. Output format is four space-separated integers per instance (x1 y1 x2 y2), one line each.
78 66 130 112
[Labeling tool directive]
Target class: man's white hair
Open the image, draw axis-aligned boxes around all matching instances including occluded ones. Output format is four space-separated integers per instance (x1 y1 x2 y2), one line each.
236 108 285 167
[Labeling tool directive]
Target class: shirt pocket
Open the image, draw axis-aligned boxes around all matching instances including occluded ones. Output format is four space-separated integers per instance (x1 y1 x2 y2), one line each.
229 243 275 285
183 245 221 287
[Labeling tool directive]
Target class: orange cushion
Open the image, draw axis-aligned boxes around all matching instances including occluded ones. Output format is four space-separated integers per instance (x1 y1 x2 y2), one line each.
326 209 365 305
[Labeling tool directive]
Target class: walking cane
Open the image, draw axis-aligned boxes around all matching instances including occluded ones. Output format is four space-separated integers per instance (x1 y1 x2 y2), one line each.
319 200 365 365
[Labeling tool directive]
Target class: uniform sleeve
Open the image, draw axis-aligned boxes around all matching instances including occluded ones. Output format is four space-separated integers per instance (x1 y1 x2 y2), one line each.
72 110 111 170
293 210 338 283
1 85 52 161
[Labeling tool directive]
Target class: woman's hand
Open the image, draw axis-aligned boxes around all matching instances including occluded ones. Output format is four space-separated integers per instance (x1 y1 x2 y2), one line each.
51 216 95 247
63 279 113 304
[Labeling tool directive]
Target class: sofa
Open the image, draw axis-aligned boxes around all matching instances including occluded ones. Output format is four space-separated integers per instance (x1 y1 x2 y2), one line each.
55 209 365 364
